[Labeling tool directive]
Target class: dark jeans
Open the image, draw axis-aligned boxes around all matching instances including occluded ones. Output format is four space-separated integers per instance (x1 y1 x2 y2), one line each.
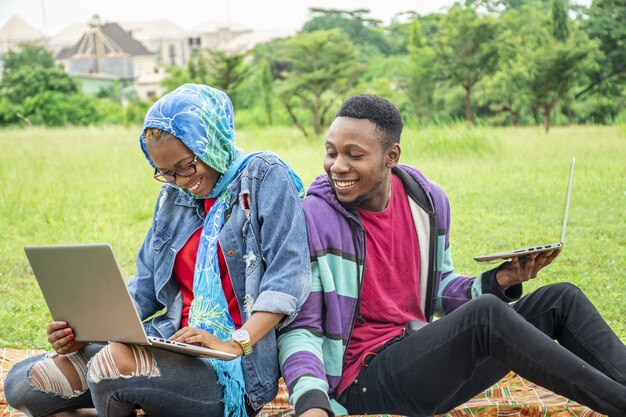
338 283 626 417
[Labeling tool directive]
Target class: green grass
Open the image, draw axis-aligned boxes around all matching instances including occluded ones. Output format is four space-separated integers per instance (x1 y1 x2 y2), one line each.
0 124 624 348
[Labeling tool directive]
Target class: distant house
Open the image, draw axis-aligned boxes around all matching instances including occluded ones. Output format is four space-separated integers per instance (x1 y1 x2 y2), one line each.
49 18 264 74
121 19 262 66
192 21 253 51
0 15 45 54
121 20 191 67
55 15 163 100
56 16 153 80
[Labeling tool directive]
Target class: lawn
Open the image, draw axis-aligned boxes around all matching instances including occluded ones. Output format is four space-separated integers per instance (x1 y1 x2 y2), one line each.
0 124 624 348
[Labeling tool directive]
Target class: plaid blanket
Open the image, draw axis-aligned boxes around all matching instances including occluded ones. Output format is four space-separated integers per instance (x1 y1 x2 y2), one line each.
0 348 604 417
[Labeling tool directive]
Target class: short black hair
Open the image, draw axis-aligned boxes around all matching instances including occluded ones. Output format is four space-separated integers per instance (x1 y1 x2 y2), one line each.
336 94 403 149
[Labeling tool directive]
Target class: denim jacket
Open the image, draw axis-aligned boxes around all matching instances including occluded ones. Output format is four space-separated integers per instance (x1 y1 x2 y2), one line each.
127 152 311 410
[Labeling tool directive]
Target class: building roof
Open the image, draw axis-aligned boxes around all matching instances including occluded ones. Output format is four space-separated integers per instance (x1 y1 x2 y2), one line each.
121 19 188 41
56 18 152 60
192 20 251 34
0 15 43 40
48 23 88 50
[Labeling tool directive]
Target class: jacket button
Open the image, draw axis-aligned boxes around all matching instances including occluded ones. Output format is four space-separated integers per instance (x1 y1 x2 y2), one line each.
362 387 367 392
227 250 235 256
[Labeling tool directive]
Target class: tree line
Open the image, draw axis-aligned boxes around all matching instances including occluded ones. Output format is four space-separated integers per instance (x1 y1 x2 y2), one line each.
1 0 624 133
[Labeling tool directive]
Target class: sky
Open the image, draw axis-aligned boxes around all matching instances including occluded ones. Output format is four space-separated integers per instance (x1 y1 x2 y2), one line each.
1 0 468 35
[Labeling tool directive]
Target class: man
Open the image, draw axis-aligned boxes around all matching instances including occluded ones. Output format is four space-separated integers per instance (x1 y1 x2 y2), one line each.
277 94 626 417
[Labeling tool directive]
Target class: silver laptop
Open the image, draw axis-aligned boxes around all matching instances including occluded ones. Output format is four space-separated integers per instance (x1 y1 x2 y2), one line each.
24 243 236 359
474 157 575 262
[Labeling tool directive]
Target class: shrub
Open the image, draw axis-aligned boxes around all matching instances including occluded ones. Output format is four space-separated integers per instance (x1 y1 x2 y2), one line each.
0 97 20 126
123 100 151 126
20 92 102 126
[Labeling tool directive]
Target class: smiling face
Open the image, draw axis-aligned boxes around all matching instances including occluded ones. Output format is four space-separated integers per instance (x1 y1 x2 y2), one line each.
324 117 400 212
146 134 221 197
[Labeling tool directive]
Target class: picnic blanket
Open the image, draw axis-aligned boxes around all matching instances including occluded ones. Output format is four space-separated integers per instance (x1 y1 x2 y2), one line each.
0 348 604 417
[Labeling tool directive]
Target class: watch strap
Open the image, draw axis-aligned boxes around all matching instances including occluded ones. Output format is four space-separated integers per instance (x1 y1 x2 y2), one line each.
232 330 253 356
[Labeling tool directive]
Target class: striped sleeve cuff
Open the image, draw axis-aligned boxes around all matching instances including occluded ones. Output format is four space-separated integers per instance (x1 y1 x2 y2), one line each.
476 264 522 302
295 389 334 417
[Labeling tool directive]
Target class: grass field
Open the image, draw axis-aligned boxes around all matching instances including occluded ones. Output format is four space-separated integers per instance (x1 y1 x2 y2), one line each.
0 124 624 348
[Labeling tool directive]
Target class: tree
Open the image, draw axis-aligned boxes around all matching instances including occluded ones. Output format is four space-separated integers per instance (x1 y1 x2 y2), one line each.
435 6 500 124
577 0 625 99
481 5 547 126
0 97 20 126
464 0 552 14
532 41 598 132
201 50 249 105
459 1 598 127
162 49 249 106
400 19 438 121
551 0 570 41
302 8 390 55
259 60 274 126
483 2 603 131
551 0 575 122
0 44 78 105
161 65 191 93
0 65 78 104
481 72 527 126
2 44 54 75
276 29 361 137
509 27 600 132
20 91 101 126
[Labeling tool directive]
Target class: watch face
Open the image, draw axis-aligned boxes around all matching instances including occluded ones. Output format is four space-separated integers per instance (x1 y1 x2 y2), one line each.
233 329 249 342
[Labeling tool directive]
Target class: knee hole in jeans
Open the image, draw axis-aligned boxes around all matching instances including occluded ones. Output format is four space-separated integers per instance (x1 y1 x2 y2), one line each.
29 351 88 398
87 343 160 384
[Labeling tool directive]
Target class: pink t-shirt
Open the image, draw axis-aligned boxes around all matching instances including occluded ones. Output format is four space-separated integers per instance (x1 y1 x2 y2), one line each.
337 173 426 396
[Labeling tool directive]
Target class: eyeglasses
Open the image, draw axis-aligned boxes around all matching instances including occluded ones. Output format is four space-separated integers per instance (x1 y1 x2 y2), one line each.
153 155 198 183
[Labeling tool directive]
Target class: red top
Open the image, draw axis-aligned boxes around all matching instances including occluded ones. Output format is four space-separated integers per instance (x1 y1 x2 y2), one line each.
338 174 426 395
173 198 243 329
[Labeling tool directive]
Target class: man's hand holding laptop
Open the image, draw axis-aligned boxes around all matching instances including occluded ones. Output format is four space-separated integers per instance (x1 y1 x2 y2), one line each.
495 249 561 290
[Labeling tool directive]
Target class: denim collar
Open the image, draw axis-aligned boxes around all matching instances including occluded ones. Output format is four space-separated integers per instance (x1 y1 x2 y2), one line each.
172 182 240 219
174 190 199 208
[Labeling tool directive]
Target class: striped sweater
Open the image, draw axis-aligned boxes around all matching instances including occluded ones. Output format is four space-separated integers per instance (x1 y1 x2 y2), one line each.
277 165 521 416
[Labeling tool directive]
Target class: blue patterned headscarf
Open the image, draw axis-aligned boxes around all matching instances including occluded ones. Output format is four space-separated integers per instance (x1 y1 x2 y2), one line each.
139 84 304 417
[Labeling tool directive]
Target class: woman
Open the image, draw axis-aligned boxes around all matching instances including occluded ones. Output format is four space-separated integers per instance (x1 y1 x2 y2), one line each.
5 84 311 417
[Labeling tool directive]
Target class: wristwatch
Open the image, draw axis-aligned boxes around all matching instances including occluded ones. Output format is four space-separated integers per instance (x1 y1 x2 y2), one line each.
231 329 253 356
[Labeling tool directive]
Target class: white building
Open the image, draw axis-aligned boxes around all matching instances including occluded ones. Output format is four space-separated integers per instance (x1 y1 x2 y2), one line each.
121 20 191 67
0 15 45 54
192 20 253 51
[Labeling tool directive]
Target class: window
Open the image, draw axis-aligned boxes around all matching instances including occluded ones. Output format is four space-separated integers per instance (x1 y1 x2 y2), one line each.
169 44 176 65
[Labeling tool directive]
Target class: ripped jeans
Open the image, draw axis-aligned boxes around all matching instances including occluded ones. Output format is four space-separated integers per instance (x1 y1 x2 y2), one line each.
4 343 225 417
